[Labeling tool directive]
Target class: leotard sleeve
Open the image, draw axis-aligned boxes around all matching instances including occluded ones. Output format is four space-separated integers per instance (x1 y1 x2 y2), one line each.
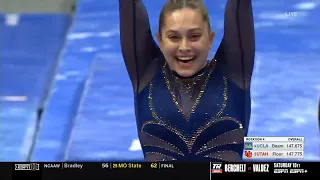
119 0 163 92
214 0 255 90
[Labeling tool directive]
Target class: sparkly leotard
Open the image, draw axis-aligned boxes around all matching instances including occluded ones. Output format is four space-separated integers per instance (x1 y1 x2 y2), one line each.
119 0 255 161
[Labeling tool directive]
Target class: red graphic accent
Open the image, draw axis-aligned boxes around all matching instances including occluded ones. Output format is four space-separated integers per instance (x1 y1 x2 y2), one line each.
211 169 223 173
245 151 252 158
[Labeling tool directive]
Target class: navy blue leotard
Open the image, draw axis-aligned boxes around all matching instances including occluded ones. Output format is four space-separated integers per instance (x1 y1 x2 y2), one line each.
119 0 255 161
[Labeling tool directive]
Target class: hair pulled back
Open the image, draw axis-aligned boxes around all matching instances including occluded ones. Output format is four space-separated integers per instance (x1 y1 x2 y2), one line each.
158 0 211 35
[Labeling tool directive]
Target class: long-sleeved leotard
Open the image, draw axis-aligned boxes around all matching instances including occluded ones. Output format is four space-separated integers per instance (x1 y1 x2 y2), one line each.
119 0 163 92
119 0 255 161
119 0 255 92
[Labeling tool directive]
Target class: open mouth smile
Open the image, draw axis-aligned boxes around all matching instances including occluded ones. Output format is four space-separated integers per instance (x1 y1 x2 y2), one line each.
175 56 196 63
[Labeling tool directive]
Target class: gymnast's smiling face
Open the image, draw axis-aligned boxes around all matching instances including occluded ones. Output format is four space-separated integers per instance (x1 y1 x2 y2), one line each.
157 7 214 77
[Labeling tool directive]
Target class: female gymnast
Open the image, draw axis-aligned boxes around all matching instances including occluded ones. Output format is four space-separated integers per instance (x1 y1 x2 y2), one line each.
118 0 255 161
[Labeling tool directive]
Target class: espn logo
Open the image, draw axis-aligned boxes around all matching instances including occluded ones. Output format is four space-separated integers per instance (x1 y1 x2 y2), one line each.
15 163 40 171
211 163 223 173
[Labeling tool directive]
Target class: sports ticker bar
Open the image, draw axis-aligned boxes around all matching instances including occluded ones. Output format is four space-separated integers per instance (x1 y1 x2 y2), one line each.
5 161 319 179
11 162 209 179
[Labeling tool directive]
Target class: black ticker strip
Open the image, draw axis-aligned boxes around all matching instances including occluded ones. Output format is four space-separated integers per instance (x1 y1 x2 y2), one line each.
8 161 320 180
41 162 209 180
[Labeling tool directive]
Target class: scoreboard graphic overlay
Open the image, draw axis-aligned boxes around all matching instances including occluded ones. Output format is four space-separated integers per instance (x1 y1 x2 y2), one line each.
243 137 304 159
7 137 318 179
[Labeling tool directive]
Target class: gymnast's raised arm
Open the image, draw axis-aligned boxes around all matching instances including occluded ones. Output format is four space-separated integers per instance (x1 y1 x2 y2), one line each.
215 0 255 89
119 0 163 91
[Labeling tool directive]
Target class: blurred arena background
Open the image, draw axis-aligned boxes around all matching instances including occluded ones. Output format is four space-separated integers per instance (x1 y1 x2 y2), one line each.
0 0 319 162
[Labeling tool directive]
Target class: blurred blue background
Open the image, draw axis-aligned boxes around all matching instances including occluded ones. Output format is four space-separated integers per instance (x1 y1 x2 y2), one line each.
0 0 319 162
